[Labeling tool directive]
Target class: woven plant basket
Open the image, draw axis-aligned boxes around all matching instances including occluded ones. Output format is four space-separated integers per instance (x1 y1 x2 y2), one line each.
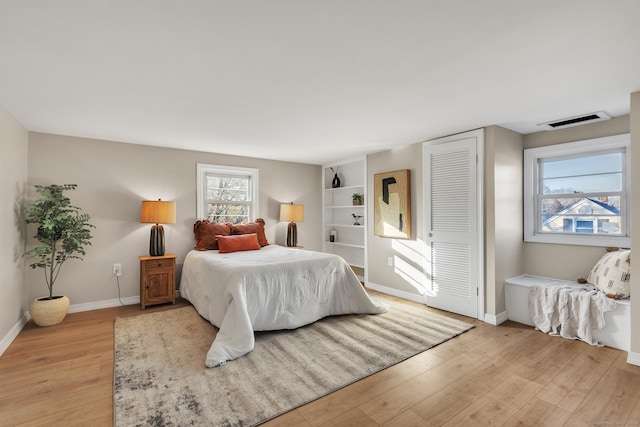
30 296 70 327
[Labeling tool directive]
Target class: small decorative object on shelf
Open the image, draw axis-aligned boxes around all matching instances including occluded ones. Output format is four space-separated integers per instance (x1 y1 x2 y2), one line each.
352 214 363 226
352 193 364 205
330 167 341 188
329 229 337 242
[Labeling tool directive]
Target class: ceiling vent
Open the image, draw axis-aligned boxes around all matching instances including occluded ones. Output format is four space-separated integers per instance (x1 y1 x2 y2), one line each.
537 111 611 131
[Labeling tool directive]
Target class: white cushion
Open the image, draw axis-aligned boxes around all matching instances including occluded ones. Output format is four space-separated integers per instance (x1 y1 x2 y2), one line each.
587 249 631 299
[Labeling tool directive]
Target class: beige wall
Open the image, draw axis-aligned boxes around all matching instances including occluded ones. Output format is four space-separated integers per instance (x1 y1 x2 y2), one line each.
27 133 322 305
484 126 524 316
0 107 29 346
366 117 628 319
367 144 423 295
9 104 636 348
630 93 639 356
367 126 524 319
522 115 630 281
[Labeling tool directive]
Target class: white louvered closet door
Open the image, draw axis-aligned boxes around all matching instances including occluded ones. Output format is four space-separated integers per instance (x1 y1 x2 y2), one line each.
423 133 480 318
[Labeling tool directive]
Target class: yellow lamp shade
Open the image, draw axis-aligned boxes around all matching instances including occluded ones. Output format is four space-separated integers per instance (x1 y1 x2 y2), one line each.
279 203 304 223
140 200 176 224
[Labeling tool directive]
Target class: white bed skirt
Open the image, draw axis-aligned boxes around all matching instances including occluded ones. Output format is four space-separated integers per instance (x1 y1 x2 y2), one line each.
505 274 630 351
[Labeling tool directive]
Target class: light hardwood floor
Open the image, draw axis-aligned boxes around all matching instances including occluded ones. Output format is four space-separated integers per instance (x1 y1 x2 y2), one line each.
1 294 640 426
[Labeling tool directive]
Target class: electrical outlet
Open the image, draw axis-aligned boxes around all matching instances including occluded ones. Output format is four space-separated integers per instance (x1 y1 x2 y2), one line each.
387 257 393 267
112 263 122 276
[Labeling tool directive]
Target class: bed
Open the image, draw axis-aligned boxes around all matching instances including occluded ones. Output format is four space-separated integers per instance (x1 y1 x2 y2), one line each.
180 244 388 367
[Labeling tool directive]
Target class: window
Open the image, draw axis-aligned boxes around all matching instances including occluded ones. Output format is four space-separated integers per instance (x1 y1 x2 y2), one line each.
524 134 630 247
196 164 259 224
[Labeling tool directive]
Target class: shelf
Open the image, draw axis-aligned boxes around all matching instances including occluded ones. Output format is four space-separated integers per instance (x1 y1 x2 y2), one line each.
325 241 364 249
324 185 364 192
323 157 366 279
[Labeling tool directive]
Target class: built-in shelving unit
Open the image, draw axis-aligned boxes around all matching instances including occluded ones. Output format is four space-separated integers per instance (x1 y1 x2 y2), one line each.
323 158 366 280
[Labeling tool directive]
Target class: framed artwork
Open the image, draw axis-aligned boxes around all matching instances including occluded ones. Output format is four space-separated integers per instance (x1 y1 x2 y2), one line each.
374 169 411 238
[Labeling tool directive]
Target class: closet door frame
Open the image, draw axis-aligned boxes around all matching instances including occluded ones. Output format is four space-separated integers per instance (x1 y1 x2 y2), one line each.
422 129 484 320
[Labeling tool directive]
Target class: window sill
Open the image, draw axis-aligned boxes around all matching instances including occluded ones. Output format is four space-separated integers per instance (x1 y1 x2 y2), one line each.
524 232 630 247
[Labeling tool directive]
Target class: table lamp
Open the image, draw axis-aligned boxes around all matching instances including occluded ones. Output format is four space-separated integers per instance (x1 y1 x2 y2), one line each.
279 202 304 247
140 199 176 256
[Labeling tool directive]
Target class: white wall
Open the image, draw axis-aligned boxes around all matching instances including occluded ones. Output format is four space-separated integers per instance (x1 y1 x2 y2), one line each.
26 133 322 306
0 107 28 354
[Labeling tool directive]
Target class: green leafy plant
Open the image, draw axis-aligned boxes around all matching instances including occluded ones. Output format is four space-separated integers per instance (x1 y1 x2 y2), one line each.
352 193 364 202
24 184 95 299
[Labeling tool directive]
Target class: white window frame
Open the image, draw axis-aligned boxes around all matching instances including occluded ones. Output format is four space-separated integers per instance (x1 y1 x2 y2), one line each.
524 134 630 247
196 163 259 222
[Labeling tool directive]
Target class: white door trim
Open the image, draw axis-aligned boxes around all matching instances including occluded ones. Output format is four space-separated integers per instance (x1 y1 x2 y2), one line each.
422 129 484 321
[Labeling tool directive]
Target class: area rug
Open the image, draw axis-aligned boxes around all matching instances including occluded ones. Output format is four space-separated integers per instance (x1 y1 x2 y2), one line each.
113 295 473 426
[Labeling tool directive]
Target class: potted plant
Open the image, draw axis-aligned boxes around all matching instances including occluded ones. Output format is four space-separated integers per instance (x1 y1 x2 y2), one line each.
352 193 364 205
24 184 95 326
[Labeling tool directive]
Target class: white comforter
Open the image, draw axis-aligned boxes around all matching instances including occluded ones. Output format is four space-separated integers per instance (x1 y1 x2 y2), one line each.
180 245 388 367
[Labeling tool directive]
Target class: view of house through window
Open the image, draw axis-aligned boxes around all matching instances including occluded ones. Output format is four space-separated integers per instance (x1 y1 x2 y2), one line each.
524 134 630 247
196 164 259 224
539 151 623 235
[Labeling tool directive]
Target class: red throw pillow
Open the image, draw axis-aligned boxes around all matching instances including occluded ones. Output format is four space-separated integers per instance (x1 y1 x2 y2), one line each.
230 218 269 247
193 220 231 251
217 233 261 253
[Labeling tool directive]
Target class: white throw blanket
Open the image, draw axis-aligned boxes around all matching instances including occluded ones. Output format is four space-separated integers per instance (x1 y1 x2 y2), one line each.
180 246 388 367
528 284 617 346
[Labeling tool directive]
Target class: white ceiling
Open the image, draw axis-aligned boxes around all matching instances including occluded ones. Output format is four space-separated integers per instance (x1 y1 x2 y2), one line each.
1 1 639 165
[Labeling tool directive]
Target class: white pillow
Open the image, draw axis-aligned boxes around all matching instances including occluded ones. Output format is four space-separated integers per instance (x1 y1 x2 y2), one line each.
587 249 631 299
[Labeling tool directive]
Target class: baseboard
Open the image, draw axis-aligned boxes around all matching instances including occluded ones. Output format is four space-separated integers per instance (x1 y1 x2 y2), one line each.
0 297 142 355
365 282 427 304
484 310 508 326
366 282 506 326
1 291 183 357
68 296 141 313
627 351 640 367
67 289 181 313
0 312 30 357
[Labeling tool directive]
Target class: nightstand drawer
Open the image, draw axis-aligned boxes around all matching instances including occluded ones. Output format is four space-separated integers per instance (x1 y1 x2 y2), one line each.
143 258 174 269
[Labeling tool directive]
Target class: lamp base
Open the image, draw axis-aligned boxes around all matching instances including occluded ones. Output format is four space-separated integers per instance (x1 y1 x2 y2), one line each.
150 224 165 256
286 222 298 247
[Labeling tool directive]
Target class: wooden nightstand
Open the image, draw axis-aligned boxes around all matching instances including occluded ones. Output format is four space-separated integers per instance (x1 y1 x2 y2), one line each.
139 254 176 309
